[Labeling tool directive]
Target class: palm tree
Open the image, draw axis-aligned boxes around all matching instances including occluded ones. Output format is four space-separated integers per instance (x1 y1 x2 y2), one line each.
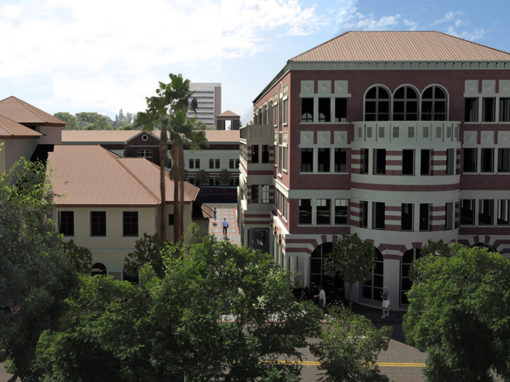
135 74 207 242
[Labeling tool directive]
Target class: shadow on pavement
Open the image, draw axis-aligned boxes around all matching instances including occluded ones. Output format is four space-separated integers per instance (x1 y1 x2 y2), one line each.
351 302 406 342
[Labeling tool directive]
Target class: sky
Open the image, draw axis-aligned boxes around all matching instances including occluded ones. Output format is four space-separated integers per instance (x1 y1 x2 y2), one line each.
1 0 509 125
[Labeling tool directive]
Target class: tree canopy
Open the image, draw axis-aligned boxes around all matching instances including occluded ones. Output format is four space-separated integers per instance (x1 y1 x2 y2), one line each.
0 159 79 380
403 244 510 381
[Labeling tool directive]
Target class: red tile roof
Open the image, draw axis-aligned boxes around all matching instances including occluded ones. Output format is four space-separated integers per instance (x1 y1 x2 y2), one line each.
0 96 66 126
291 31 510 62
217 110 240 118
48 145 198 206
0 114 41 138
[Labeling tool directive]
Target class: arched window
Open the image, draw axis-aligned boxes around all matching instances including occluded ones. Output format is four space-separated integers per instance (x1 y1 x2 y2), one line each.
361 248 384 300
365 86 390 121
472 243 497 253
421 86 447 120
310 242 334 289
401 248 421 305
393 86 418 120
91 262 107 276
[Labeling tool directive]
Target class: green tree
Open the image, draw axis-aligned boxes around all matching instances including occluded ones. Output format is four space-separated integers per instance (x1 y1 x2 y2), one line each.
76 112 113 130
123 233 166 279
311 306 390 382
135 73 207 242
218 168 232 185
145 235 322 380
194 169 210 186
325 234 374 309
53 112 79 130
35 276 152 382
0 159 78 381
419 239 452 257
403 244 510 381
60 239 92 274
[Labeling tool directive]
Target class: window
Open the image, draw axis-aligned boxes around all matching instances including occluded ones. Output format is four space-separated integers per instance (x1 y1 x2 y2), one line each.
282 196 287 220
365 86 390 121
402 150 414 175
251 145 259 163
261 145 270 163
500 98 510 122
335 98 347 121
215 159 220 169
498 148 510 172
299 199 312 224
463 148 477 172
461 200 475 225
421 86 447 120
318 148 330 172
360 149 369 174
251 185 259 204
497 200 510 225
168 214 174 225
360 201 368 228
123 211 138 236
373 149 386 175
372 202 385 229
316 199 331 224
420 150 431 175
301 148 313 172
195 159 200 168
401 249 421 304
419 204 430 231
136 150 153 160
465 98 479 122
482 98 495 122
189 159 194 169
90 211 106 237
301 98 313 122
235 159 239 169
401 204 413 231
58 211 74 236
478 200 494 225
361 249 383 301
229 159 234 169
283 98 288 124
446 149 455 175
261 185 270 204
393 86 418 120
318 98 330 122
209 159 214 169
480 148 494 173
445 202 454 230
334 148 347 172
335 199 348 224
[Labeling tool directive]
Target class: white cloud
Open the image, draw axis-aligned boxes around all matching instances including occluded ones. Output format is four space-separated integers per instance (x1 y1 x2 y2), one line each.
434 10 485 41
335 0 401 31
0 0 321 114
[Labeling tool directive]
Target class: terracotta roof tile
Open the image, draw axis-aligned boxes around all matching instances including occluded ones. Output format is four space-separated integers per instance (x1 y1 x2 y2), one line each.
0 96 66 126
291 31 510 62
217 110 240 117
48 145 198 206
61 130 141 143
0 114 41 138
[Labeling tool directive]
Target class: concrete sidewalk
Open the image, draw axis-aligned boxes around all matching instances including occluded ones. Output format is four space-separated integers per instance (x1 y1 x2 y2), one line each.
207 203 241 246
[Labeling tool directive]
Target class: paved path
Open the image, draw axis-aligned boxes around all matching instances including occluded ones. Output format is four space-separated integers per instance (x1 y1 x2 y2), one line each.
207 203 241 246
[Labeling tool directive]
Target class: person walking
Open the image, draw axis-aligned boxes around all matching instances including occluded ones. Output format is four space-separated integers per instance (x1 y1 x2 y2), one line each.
314 285 326 311
381 286 390 318
213 207 217 221
222 218 229 237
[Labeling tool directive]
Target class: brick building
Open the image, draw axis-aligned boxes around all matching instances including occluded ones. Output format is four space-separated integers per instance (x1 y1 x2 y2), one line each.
240 31 510 309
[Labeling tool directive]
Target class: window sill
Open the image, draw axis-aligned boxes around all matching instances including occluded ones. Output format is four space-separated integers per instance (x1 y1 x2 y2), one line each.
123 235 140 238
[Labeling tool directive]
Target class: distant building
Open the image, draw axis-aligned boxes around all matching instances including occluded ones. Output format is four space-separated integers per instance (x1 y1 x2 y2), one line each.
188 82 221 128
217 110 241 130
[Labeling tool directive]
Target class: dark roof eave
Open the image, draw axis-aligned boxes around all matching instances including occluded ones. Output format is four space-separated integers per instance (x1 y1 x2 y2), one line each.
253 62 290 105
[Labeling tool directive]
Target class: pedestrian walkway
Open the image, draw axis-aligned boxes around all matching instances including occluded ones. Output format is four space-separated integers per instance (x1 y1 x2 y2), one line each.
207 203 241 246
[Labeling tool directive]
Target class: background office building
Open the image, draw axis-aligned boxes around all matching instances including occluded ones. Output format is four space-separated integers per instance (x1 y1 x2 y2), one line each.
189 82 221 128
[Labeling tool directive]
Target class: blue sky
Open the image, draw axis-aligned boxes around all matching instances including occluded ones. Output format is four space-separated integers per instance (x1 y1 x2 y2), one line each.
0 0 509 124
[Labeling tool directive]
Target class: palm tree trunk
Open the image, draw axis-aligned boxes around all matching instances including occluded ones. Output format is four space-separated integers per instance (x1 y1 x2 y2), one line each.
173 145 180 243
159 139 167 241
177 145 185 242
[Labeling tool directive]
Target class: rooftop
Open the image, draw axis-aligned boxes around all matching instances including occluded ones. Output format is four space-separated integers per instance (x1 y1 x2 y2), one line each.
291 31 510 62
0 96 66 126
0 114 41 138
48 145 199 206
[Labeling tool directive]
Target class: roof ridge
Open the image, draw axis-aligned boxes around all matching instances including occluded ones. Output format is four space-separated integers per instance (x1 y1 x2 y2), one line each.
436 30 510 57
143 158 196 201
290 31 350 61
100 147 161 204
8 96 47 123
